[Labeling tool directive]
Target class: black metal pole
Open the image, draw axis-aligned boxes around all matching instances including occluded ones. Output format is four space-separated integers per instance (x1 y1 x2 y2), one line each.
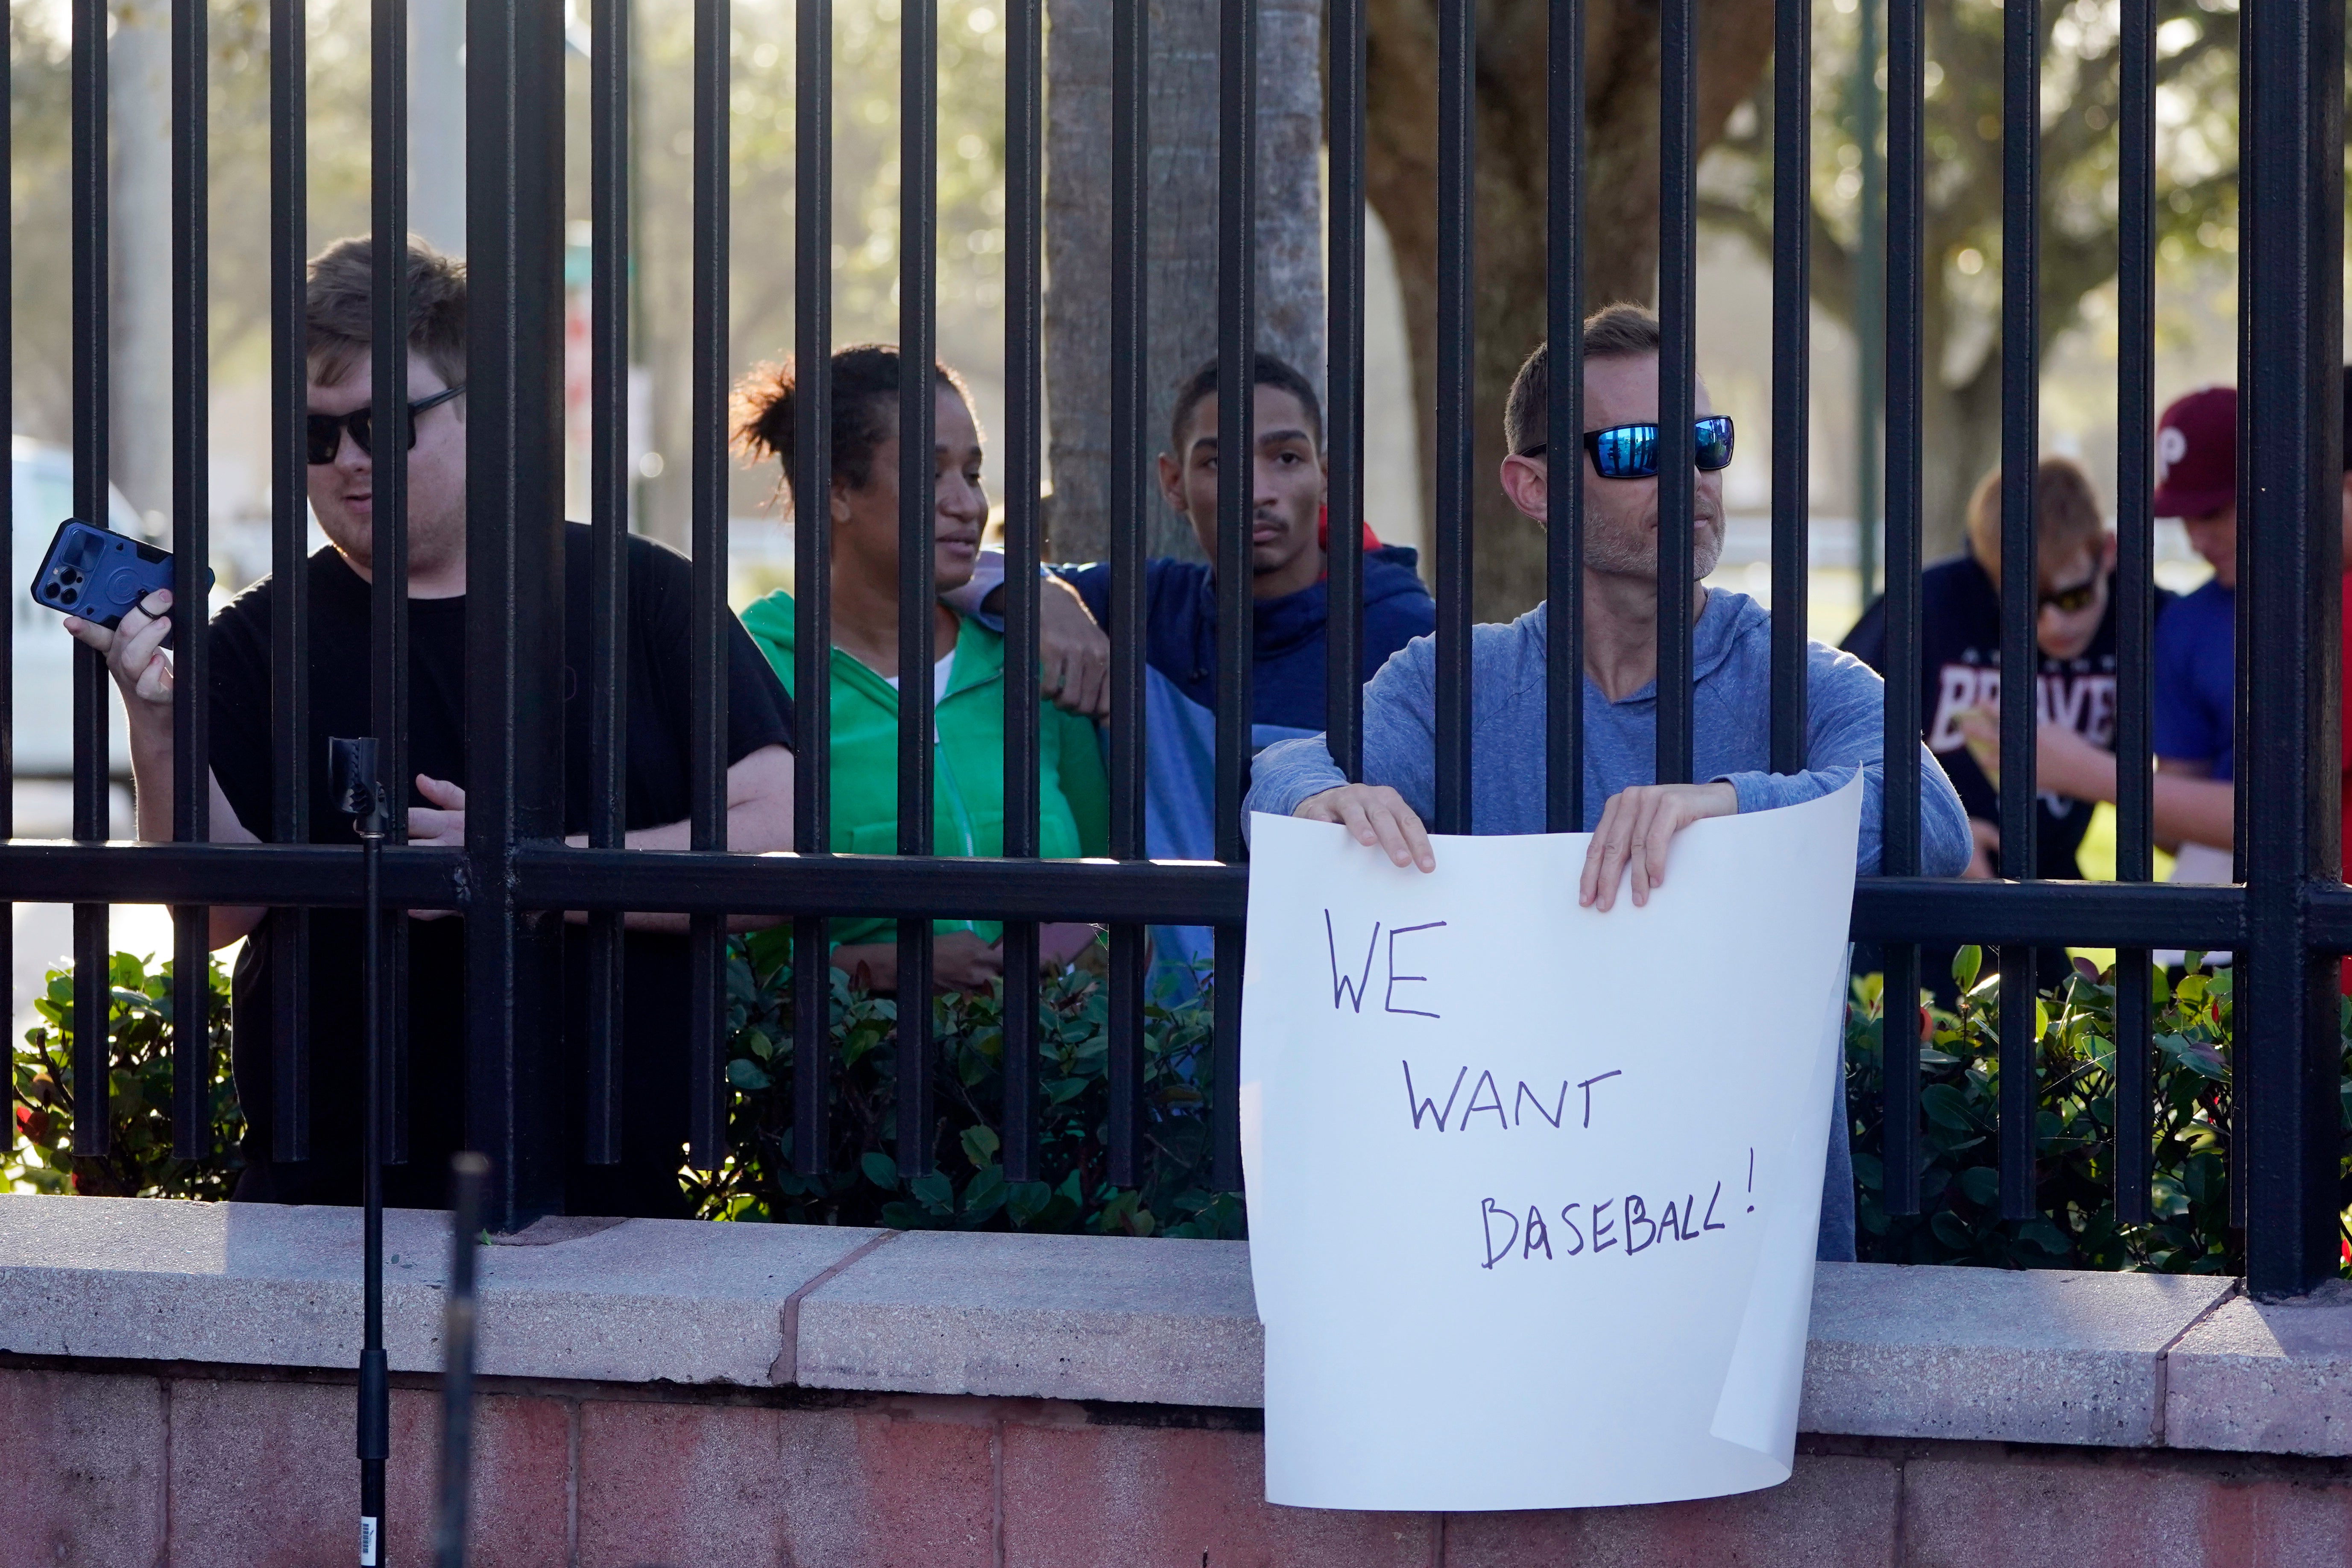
2111 0 2156 1224
1432 0 1472 831
333 737 390 1564
688 0 732 1172
897 0 941 1177
1104 0 1149 1188
69 0 111 1162
585 0 631 1166
1880 0 1925 1215
1210 0 1258 1190
1545 0 1585 835
1001 0 1044 1184
171 0 213 1161
791 0 835 1181
1995 0 2042 1222
433 1151 489 1568
2238 0 2343 1299
464 0 568 1231
1655 0 1697 785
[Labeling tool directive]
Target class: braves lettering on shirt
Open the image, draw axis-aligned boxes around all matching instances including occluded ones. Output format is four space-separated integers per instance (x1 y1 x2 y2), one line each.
1844 553 2164 882
1926 655 2119 810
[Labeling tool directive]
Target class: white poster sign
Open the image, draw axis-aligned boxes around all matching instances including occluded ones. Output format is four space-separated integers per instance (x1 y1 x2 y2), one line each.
1240 778 1863 1512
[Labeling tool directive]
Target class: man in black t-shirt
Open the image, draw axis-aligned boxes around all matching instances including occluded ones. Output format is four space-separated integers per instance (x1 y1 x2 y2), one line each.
65 237 796 1216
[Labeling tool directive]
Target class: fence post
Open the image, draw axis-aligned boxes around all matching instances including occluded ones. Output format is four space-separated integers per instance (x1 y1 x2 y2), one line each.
463 0 568 1230
2238 0 2343 1300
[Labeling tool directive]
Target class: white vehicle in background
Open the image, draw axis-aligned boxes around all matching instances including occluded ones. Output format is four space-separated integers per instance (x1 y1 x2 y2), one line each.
13 436 150 779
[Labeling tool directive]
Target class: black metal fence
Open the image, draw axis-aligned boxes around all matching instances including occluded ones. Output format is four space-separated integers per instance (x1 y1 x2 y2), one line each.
9 0 2346 1299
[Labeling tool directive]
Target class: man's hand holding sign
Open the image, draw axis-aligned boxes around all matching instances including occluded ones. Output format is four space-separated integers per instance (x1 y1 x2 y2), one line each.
1296 778 1740 909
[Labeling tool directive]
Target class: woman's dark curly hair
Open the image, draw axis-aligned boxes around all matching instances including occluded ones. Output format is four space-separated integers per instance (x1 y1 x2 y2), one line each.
733 343 974 510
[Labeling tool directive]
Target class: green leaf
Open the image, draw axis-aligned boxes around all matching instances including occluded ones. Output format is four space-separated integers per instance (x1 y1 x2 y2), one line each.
1929 1209 1974 1249
1957 1166 2000 1207
910 1171 955 1214
725 1058 772 1091
1952 945 1983 992
1006 1179 1055 1227
861 1152 899 1190
961 1164 1009 1223
960 1124 1002 1169
1921 1082 1976 1130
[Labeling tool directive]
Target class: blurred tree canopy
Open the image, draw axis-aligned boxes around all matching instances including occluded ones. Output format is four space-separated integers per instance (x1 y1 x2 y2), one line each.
1701 0 2241 560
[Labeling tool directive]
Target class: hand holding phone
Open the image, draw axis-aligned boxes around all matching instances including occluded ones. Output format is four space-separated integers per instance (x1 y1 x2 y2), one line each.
60 585 176 712
29 519 206 643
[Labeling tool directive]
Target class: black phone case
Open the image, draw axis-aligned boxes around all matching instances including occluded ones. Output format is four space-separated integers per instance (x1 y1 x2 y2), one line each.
28 519 204 645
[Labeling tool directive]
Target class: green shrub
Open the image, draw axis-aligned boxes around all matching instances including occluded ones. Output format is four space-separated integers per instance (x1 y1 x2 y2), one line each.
686 943 1245 1239
1843 945 2349 1274
32 938 2343 1278
6 950 240 1199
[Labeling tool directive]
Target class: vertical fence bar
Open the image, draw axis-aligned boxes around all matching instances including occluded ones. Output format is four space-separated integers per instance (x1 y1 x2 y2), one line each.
2228 25 2250 1238
687 0 732 1171
1431 0 1472 833
1323 0 1365 781
69 0 111 1158
791 0 835 1180
1000 0 1043 1184
1104 0 1148 1187
585 0 631 1165
2110 0 2156 1224
1546 0 1583 833
371 0 414 1172
0 4 12 1158
1210 0 1257 1191
1768 0 1808 775
464 0 568 1230
1994 0 2041 1222
170 0 212 1159
269 0 311 1165
1879 0 1925 1215
897 0 940 1176
1653 0 1695 785
2238 0 2343 1299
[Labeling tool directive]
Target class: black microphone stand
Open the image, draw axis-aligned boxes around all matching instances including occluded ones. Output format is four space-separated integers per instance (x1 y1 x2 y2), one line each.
331 737 390 1565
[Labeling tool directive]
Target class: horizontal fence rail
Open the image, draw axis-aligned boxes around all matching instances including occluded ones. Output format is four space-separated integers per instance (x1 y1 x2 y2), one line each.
4 0 2342 1296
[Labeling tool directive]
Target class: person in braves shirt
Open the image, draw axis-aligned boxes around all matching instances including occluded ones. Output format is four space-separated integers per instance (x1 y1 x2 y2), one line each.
1844 456 2157 993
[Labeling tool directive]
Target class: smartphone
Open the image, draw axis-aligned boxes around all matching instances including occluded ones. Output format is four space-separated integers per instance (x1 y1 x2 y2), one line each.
28 519 208 643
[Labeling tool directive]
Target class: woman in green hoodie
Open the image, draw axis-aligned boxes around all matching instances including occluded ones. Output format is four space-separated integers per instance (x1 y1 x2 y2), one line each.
734 345 1108 993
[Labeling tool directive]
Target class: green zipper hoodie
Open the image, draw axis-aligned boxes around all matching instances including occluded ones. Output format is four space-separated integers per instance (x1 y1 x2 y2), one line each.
739 590 1110 961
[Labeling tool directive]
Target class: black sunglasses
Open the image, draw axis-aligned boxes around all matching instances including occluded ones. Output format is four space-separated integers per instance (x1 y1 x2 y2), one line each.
307 384 467 466
2038 573 2102 615
1519 416 1736 480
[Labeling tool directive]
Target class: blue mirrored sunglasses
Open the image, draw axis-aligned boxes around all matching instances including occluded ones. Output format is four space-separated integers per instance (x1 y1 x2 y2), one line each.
1518 416 1735 480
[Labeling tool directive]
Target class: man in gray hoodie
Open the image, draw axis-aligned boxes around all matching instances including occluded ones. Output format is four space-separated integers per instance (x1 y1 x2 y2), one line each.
1245 303 1972 1258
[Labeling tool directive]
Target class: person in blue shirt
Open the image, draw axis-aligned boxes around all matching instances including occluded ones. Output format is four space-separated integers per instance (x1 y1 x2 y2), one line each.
2142 386 2242 865
1245 304 1972 1260
954 352 1436 996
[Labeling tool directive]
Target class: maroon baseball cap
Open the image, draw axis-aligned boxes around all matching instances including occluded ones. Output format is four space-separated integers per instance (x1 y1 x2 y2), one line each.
2150 385 2237 519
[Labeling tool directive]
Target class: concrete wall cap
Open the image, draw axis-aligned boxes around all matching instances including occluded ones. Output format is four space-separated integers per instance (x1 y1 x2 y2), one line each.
9 1196 2352 1459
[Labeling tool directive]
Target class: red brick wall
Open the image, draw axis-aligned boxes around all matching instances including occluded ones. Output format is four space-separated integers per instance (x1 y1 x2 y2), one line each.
6 1359 2352 1567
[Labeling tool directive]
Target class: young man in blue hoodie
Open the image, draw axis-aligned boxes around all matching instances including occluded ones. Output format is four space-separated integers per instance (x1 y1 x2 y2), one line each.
1245 305 1971 1259
955 352 1436 995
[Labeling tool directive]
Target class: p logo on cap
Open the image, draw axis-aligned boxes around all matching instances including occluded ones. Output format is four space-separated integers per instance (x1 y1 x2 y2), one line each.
2150 385 2236 520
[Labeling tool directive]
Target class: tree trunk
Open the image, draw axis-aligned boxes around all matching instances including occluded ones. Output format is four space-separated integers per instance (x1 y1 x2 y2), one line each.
1042 0 1325 565
1365 0 1776 621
